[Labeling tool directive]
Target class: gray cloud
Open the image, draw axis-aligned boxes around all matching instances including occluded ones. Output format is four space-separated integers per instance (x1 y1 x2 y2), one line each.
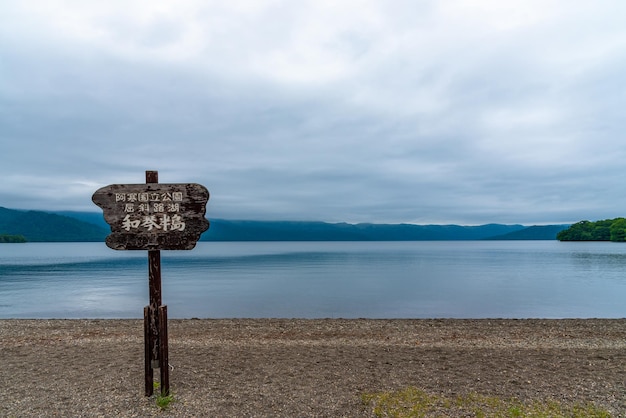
1 1 625 224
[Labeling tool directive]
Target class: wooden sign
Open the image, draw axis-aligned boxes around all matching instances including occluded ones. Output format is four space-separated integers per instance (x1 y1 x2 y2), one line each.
93 171 209 397
92 182 210 250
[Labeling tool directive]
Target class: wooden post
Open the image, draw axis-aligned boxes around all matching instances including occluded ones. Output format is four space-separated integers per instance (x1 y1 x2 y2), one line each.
159 305 170 396
144 170 170 396
144 306 154 396
148 249 161 367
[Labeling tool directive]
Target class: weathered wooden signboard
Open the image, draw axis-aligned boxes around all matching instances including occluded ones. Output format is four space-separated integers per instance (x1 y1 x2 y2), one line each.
92 171 210 398
92 182 209 250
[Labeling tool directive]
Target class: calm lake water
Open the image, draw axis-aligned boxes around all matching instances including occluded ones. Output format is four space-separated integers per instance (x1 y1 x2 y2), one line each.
1 241 625 319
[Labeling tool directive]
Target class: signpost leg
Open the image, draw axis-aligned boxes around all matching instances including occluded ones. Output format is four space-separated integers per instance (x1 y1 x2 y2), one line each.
144 306 154 396
159 305 170 396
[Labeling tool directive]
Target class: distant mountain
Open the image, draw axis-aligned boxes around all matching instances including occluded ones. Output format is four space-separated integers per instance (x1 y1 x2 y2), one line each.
1 207 567 242
54 211 109 229
201 219 528 241
0 207 108 242
485 225 570 240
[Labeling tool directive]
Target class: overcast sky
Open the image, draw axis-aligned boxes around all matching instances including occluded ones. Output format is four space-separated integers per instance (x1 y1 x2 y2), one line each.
2 1 625 225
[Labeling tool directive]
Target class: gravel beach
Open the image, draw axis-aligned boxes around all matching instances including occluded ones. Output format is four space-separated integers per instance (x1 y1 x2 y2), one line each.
2 318 625 417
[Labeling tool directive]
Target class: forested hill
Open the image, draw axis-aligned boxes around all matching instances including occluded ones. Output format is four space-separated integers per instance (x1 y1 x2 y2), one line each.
557 219 626 241
0 207 108 242
0 207 568 242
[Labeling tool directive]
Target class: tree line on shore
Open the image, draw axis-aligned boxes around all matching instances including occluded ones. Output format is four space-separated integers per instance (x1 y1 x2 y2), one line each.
0 234 27 243
557 218 626 241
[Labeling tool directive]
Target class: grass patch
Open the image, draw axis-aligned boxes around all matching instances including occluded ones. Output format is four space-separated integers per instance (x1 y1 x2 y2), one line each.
361 387 612 417
152 382 175 411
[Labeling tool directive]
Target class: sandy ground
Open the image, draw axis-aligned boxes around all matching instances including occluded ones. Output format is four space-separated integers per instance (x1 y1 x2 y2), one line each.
1 318 625 417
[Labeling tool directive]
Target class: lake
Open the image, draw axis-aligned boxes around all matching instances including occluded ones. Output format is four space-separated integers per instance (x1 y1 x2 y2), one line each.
1 241 625 319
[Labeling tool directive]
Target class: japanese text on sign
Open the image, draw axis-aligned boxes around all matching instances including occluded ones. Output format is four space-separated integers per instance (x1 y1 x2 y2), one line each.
122 214 185 232
114 191 186 232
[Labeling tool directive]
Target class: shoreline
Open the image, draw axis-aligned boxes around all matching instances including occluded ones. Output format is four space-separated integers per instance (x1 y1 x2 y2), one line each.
3 318 625 417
